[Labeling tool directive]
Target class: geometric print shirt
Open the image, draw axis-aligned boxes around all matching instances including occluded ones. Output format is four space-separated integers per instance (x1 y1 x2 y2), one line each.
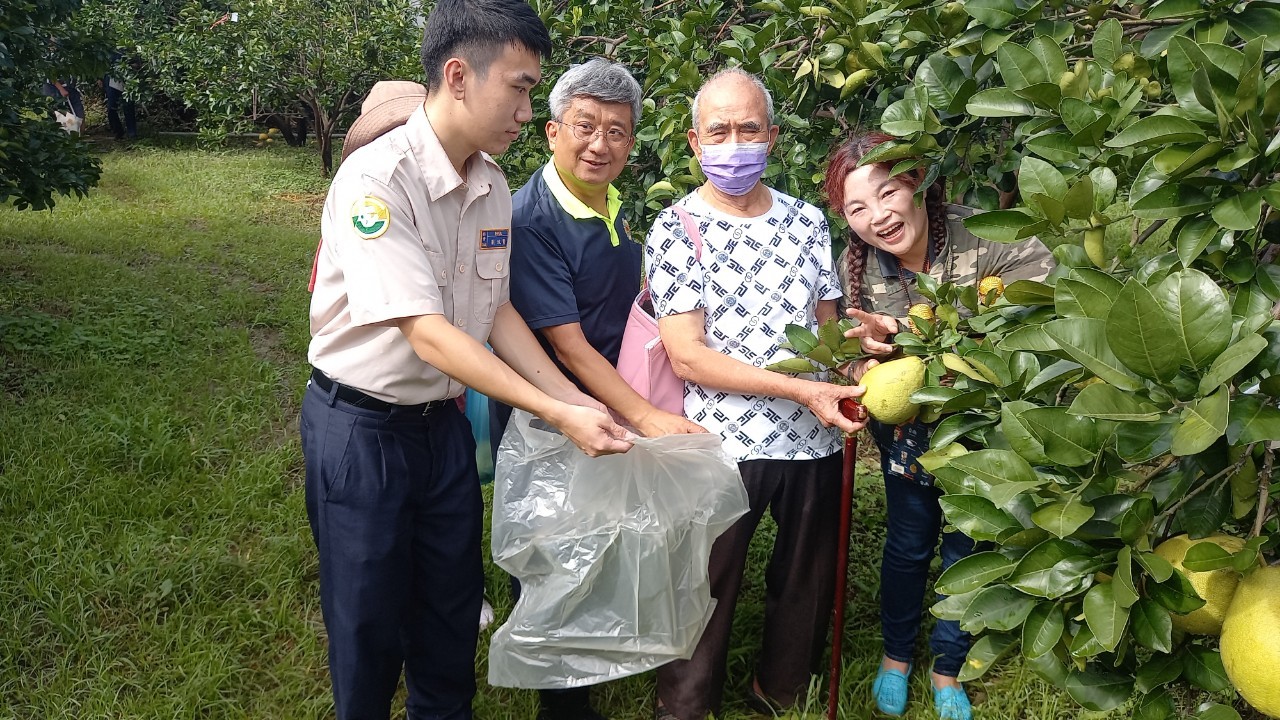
645 187 843 462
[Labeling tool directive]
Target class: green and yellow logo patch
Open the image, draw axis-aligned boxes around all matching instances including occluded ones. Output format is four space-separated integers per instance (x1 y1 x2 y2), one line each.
351 196 390 239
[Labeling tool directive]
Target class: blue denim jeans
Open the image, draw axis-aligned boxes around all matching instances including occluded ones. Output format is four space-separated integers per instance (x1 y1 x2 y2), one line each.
871 420 976 678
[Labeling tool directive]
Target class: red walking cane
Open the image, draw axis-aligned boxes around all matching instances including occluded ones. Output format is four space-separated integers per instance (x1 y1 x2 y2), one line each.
828 401 865 720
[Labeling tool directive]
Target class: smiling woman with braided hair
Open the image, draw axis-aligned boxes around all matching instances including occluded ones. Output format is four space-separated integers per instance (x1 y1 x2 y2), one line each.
824 131 1054 720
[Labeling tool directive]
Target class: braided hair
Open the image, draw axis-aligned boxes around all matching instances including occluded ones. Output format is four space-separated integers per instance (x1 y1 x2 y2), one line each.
823 131 949 308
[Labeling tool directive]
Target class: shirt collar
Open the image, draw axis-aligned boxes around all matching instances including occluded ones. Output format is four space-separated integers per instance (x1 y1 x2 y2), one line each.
406 105 500 202
542 160 623 247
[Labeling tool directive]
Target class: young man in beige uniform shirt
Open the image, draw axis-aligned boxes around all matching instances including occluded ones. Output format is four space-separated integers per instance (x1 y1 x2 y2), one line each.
301 2 631 719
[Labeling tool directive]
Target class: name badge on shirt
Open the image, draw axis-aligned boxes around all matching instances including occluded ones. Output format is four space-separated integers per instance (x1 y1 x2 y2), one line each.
479 228 509 250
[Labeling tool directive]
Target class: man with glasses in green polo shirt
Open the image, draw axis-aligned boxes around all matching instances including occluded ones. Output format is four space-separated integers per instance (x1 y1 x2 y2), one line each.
490 58 705 720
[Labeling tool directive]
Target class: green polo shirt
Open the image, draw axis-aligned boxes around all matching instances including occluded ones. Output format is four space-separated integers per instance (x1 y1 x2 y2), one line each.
542 160 624 246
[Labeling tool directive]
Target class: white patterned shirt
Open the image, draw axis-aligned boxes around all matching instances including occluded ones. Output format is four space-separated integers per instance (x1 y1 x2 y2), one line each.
645 188 843 462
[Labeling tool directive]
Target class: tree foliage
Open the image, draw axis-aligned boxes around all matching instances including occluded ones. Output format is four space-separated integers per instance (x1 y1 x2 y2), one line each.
1 0 105 210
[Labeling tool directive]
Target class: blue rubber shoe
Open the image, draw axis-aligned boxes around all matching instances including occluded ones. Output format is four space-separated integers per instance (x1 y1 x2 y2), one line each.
932 683 972 720
872 662 912 716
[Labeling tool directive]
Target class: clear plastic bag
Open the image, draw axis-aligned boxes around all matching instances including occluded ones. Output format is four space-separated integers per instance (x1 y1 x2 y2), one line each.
488 410 749 689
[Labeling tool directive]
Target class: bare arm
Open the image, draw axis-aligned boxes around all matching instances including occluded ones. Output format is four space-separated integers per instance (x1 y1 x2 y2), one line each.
539 322 706 436
397 312 631 456
658 309 867 434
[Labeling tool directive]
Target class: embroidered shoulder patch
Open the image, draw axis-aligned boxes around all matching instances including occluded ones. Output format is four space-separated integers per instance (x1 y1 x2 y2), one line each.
351 197 390 239
479 228 509 250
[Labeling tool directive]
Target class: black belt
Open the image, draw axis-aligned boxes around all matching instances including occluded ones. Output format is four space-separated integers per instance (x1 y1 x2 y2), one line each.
310 368 447 415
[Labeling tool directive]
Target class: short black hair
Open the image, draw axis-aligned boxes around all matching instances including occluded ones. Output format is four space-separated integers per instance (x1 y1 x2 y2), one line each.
420 0 553 90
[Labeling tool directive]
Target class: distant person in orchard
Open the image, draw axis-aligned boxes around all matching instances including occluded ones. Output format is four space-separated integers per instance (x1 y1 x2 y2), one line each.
824 130 1054 720
299 1 631 719
644 68 868 720
489 56 705 720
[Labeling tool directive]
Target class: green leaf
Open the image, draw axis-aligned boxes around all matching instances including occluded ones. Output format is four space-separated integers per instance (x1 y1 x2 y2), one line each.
917 54 975 114
1092 18 1122 67
998 325 1059 353
1181 541 1234 572
1117 418 1175 462
1061 176 1095 220
1065 667 1134 711
939 495 1022 542
1106 115 1206 148
1131 184 1215 220
931 587 983 621
1134 651 1182 691
935 551 1018 595
1055 278 1116 320
960 586 1037 632
996 43 1047 90
1176 481 1231 539
1134 689 1178 720
1021 602 1065 659
1149 567 1206 614
1153 142 1225 178
1106 279 1184 381
1196 704 1242 720
1025 133 1080 163
1028 36 1068 77
1137 551 1176 582
1020 406 1101 467
962 209 1045 243
1033 496 1096 538
1068 383 1163 421
1176 216 1221 267
1145 0 1207 20
1226 395 1280 444
1044 318 1143 391
765 357 821 374
932 414 999 449
1198 333 1267 394
956 632 1016 682
1009 538 1096 598
1154 269 1233 370
784 324 819 354
1171 385 1229 456
966 87 1040 117
1231 6 1280 51
1211 190 1264 231
963 0 1019 29
1019 156 1068 202
1083 582 1130 651
1183 646 1230 693
1090 167 1118 210
1113 546 1139 608
1000 401 1052 465
1002 279 1055 305
947 449 1040 486
1132 598 1174 653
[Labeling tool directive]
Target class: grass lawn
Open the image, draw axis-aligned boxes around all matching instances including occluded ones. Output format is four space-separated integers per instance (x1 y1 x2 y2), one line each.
0 143 1219 719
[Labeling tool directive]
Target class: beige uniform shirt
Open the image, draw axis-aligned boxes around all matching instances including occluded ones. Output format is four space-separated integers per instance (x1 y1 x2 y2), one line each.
308 105 512 404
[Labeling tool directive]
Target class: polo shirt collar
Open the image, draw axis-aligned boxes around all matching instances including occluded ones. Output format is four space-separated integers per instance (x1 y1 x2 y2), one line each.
406 105 500 202
542 160 623 247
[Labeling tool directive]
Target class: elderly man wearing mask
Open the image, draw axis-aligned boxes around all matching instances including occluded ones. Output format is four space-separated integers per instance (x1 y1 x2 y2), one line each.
643 68 868 720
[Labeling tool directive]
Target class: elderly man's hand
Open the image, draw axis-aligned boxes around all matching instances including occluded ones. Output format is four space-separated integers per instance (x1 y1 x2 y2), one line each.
843 307 899 356
548 403 634 456
797 381 869 434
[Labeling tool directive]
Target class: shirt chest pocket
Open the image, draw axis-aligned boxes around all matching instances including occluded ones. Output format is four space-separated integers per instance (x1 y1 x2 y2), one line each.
471 249 510 322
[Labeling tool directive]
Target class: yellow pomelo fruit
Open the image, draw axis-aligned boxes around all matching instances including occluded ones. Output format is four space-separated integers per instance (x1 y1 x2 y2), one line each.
978 275 1005 304
907 303 934 334
860 356 926 425
1221 565 1280 718
1153 534 1247 635
1084 226 1107 268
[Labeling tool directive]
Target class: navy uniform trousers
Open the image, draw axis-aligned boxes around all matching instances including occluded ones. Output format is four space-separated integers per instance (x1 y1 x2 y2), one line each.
301 376 482 720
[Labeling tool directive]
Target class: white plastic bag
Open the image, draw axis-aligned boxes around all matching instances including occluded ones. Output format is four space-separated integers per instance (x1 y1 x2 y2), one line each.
488 410 749 689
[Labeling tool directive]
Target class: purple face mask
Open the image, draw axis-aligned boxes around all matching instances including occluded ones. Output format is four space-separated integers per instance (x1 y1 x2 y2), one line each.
698 141 769 196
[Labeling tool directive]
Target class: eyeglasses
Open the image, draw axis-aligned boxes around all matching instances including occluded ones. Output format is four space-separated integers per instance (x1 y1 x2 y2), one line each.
558 121 633 147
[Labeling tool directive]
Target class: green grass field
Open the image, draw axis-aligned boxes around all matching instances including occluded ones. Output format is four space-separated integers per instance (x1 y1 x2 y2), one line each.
0 144 1222 719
